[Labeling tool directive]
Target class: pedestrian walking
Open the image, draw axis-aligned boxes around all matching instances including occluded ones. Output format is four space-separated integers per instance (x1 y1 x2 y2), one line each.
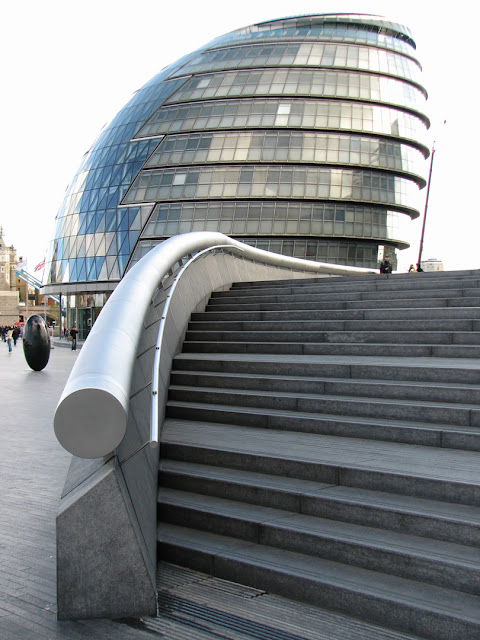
6 327 13 353
70 326 78 351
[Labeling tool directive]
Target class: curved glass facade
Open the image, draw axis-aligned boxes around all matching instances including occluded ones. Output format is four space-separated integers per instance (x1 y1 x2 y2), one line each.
170 42 424 84
137 99 428 150
164 69 426 112
45 12 429 294
143 131 426 184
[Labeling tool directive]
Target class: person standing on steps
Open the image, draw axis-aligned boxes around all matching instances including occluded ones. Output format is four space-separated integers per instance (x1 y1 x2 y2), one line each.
70 326 78 351
379 255 393 274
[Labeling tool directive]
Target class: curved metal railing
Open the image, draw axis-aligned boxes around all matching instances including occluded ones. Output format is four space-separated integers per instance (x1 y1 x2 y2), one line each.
149 244 244 449
54 231 376 459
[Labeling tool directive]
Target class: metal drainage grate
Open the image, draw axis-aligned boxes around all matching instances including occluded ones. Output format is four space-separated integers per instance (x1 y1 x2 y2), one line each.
156 592 320 640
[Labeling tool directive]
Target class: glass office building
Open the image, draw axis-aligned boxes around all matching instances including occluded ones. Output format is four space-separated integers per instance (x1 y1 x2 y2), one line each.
43 14 429 334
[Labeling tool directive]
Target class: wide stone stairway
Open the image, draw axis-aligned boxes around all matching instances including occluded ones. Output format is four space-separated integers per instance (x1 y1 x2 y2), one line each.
157 269 480 640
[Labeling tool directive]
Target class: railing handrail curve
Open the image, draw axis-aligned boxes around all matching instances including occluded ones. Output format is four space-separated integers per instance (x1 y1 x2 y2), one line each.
149 244 245 449
54 231 376 458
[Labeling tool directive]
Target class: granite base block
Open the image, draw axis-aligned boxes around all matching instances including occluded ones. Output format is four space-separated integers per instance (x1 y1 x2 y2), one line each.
56 457 156 620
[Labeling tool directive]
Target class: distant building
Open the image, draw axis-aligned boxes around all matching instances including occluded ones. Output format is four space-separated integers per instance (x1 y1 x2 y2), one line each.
421 258 443 272
43 13 429 336
0 228 20 325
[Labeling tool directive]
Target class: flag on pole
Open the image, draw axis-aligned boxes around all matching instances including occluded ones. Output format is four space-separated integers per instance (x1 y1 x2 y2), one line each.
34 259 45 272
17 260 27 270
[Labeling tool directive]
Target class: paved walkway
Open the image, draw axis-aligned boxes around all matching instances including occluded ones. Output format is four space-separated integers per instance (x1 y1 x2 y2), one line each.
0 342 153 639
0 340 423 640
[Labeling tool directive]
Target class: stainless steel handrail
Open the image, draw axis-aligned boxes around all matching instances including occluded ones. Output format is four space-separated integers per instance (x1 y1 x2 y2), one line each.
54 231 376 458
149 245 244 448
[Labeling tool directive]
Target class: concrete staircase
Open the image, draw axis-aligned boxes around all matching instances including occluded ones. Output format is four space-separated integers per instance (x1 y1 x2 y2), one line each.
158 269 480 640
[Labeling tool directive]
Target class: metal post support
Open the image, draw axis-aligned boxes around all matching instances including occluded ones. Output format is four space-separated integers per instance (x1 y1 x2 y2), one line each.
417 142 437 268
59 294 62 338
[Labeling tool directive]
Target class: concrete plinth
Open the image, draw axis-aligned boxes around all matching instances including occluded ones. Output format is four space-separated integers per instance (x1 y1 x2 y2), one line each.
56 456 156 620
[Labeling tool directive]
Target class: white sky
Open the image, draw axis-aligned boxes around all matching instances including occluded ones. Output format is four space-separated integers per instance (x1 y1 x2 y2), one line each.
1 0 477 273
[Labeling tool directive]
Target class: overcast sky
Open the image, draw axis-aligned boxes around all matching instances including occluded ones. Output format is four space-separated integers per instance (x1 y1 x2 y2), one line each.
1 0 477 274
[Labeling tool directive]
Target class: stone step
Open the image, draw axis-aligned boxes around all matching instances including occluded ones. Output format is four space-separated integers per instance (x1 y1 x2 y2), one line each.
185 329 480 345
168 385 480 426
169 369 480 405
231 271 480 289
249 276 479 288
159 460 480 547
206 296 480 312
182 340 480 358
157 487 480 596
207 288 480 306
161 419 480 505
172 353 480 385
211 279 480 301
189 318 480 332
214 285 479 303
157 522 480 640
166 401 480 450
196 306 480 321
348 297 480 309
232 272 480 285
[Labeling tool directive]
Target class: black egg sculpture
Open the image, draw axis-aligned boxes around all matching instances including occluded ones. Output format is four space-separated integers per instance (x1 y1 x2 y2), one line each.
23 315 51 371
